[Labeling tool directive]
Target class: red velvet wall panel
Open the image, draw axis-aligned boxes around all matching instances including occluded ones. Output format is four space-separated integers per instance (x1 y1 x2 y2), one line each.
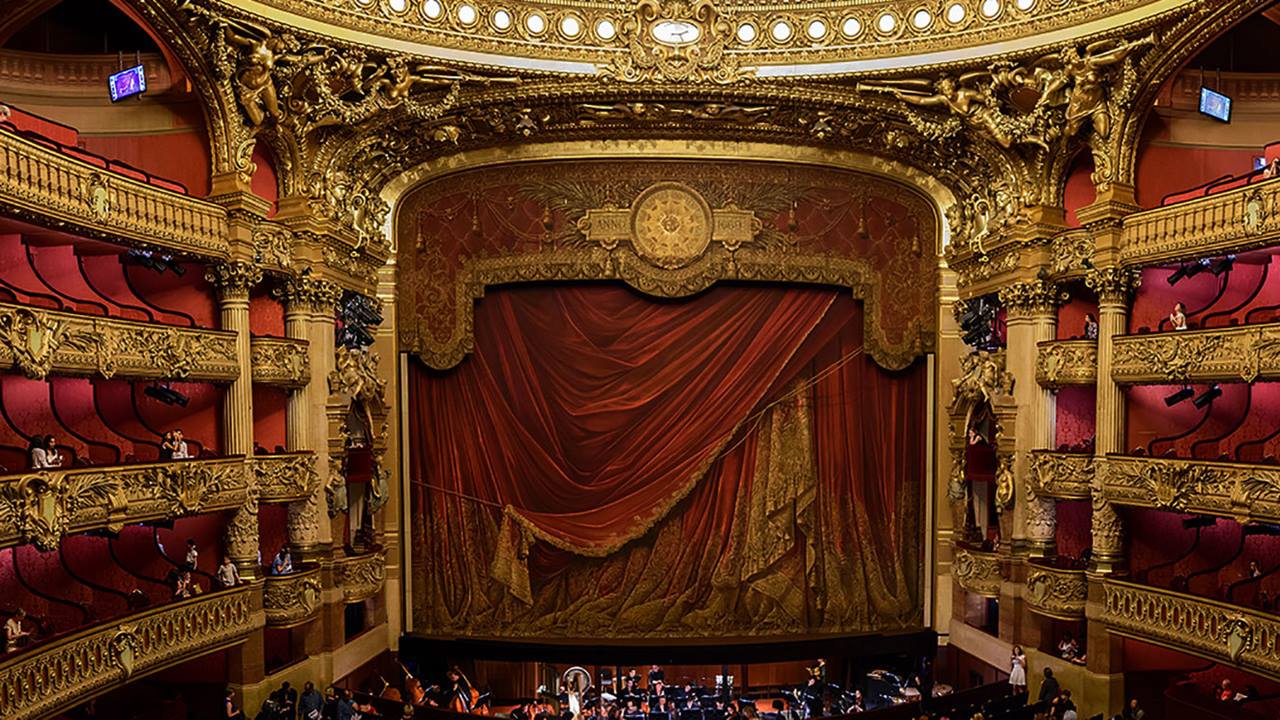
1062 157 1096 228
0 234 68 310
1125 384 1251 457
131 381 222 456
80 130 211 197
249 288 286 337
250 145 279 215
93 379 163 461
259 503 289 566
1054 499 1091 562
26 245 113 317
123 261 216 328
1056 287 1098 341
253 386 287 453
1054 386 1096 449
79 254 180 325
1134 143 1259 208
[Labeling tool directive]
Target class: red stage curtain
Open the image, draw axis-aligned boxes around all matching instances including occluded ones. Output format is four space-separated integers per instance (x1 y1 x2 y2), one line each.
409 283 923 633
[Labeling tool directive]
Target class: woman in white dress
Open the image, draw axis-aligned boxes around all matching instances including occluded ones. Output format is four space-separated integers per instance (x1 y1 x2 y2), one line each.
1009 645 1027 693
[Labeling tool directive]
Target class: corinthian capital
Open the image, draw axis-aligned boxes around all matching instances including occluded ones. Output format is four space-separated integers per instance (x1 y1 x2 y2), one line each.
279 275 342 315
205 261 264 301
997 279 1063 317
1085 266 1141 304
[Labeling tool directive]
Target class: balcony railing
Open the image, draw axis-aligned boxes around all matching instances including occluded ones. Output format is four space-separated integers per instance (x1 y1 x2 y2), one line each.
0 457 252 551
0 128 229 259
951 544 1004 598
0 586 255 720
334 549 387 604
254 452 319 503
1102 578 1280 681
1036 339 1098 388
250 337 310 388
1029 451 1095 500
1101 454 1280 523
263 565 323 627
1025 562 1087 620
1112 321 1280 384
1120 176 1280 267
0 302 238 382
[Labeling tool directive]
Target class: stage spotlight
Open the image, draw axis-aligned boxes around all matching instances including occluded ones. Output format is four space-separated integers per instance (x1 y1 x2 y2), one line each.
1164 387 1195 406
144 384 189 407
1183 516 1217 529
1193 384 1223 409
1167 258 1213 285
1211 254 1237 276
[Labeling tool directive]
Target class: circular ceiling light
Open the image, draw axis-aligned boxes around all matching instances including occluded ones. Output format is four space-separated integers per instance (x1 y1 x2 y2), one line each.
806 19 827 40
596 19 617 40
493 9 512 29
912 9 931 29
389 0 407 12
422 0 442 19
877 12 897 33
981 0 1002 18
946 3 966 23
456 3 477 24
771 21 793 42
560 15 582 38
525 12 546 34
1016 0 1036 8
737 22 758 43
841 16 862 37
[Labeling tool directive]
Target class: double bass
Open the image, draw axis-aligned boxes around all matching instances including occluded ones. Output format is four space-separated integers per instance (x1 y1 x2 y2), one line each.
447 667 488 715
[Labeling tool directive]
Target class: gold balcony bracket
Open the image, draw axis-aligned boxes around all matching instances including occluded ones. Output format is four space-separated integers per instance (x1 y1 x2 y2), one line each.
1036 339 1098 388
263 565 324 627
951 544 1005 598
335 548 387 604
250 337 311 387
1025 563 1087 620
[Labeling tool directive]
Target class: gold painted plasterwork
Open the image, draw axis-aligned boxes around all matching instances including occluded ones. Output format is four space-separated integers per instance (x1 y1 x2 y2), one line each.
1025 564 1087 620
951 544 1005 598
0 303 239 382
0 458 252 551
255 452 319 503
1036 339 1098 387
250 337 312 387
1119 178 1280 267
1028 451 1094 500
0 127 229 260
1103 578 1280 681
263 566 324 627
0 588 256 720
1101 455 1280 525
335 549 387 604
1111 322 1280 384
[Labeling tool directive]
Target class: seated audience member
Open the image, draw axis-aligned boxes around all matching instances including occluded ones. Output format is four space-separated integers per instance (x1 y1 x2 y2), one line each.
4 608 31 652
174 570 202 599
171 428 191 459
1248 560 1263 579
1122 698 1143 720
29 435 63 470
1057 632 1080 661
217 556 242 587
271 546 294 575
1266 157 1280 179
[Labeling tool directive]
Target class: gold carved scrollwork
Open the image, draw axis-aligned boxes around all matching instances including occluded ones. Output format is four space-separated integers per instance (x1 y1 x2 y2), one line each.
601 0 747 85
205 261 264 301
256 453 319 503
1085 266 1141 304
1028 451 1094 500
329 347 386 409
1036 340 1098 388
263 567 324 626
1102 455 1280 525
335 549 387 604
280 274 342 315
251 337 311 387
951 546 1004 598
950 350 1014 412
1025 566 1088 619
998 279 1065 317
1111 323 1280 384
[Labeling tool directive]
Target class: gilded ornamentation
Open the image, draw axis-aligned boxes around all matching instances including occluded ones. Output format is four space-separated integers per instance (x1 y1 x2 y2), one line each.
1028 451 1094 499
1036 339 1098 388
1120 174 1280 266
1112 323 1280 385
250 337 311 387
253 221 294 270
950 350 1014 411
334 549 387 604
577 102 775 125
0 128 230 259
1025 492 1056 548
995 455 1015 511
1084 266 1141 303
263 567 324 626
1102 455 1280 525
1050 230 1094 274
601 0 745 85
329 347 386 408
629 182 713 268
1243 187 1274 235
951 546 1004 598
0 473 119 551
998 279 1064 317
0 303 239 382
205 261 264 300
1103 579 1280 680
1025 566 1087 619
0 589 254 720
255 453 318 503
279 274 342 314
1091 464 1125 563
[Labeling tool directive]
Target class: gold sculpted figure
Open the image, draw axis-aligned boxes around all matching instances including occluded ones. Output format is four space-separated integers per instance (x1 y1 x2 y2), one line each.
858 74 1048 151
215 15 326 126
1035 34 1156 143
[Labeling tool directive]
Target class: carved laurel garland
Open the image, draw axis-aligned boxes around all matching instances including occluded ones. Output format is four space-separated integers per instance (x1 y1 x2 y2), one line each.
1026 566 1088 619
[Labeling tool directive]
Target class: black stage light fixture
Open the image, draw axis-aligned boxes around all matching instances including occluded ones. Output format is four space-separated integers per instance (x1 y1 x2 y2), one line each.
1211 255 1236 276
1245 523 1280 536
1183 516 1217 529
145 384 189 407
1164 387 1195 406
1193 384 1223 409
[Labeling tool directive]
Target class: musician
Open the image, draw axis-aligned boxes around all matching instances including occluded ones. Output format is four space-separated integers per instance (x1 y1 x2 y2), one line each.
648 666 665 686
650 695 672 720
800 677 823 719
648 681 666 708
623 698 645 720
511 701 533 720
446 667 479 714
4 608 31 652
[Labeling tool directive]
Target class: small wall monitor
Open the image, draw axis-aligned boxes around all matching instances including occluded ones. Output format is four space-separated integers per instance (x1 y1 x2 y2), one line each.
108 64 146 102
1199 86 1232 123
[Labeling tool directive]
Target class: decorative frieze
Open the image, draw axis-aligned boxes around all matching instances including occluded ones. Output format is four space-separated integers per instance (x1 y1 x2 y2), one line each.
1085 266 1141 303
1101 454 1280 524
951 545 1004 598
1121 177 1280 267
0 588 255 720
0 458 252 551
1028 451 1095 500
263 566 323 627
1036 339 1099 388
1112 322 1280 384
250 337 311 387
0 130 229 260
0 303 238 382
1102 579 1280 680
255 452 319 503
1026 564 1088 620
334 549 387 604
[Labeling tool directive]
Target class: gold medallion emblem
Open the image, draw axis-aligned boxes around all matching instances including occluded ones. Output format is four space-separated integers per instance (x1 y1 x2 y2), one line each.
629 182 713 269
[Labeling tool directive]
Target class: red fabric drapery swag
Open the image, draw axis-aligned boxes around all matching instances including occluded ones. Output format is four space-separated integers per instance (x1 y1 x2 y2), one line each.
409 284 924 634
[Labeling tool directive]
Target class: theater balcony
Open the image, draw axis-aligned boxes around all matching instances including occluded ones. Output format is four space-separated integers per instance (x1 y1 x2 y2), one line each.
1118 176 1280 268
249 337 311 389
1025 560 1088 621
254 451 319 504
1029 451 1096 500
1036 338 1098 388
950 543 1005 599
334 548 387 605
1101 577 1280 681
0 585 257 720
1112 320 1280 385
0 123 230 260
1100 454 1280 525
263 565 323 628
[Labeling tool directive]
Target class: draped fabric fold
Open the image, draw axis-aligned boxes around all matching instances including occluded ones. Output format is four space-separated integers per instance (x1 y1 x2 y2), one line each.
409 283 925 637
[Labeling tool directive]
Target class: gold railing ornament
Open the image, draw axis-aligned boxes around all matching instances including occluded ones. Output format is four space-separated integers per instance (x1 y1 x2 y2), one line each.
1025 564 1088 619
1036 339 1098 388
255 452 319 503
1112 322 1280 384
334 548 387 604
1028 451 1095 499
0 588 255 720
263 565 324 627
250 337 311 387
0 128 229 259
951 544 1004 598
1101 455 1280 525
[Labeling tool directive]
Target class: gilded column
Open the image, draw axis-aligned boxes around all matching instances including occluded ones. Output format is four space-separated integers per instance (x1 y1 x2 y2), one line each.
282 275 341 560
997 279 1061 558
1084 267 1140 573
208 261 264 579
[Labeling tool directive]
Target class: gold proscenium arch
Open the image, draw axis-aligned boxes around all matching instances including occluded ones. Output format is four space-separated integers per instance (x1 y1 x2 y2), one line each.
385 139 955 372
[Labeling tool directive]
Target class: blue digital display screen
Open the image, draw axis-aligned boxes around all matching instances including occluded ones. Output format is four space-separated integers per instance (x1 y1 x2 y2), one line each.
108 64 146 102
1199 86 1232 123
